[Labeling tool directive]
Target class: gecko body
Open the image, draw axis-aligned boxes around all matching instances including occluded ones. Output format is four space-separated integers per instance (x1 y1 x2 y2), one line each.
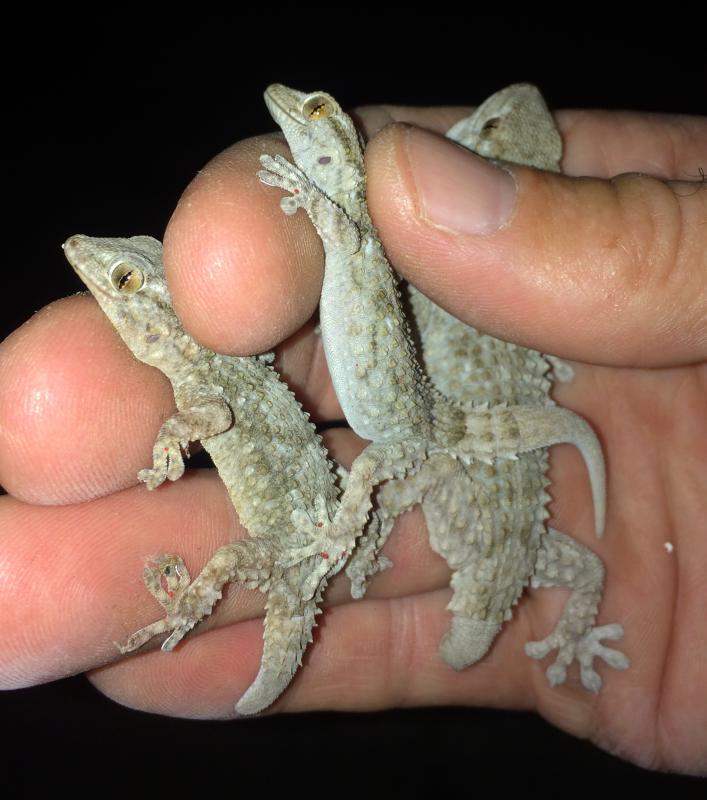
260 84 628 690
64 234 356 714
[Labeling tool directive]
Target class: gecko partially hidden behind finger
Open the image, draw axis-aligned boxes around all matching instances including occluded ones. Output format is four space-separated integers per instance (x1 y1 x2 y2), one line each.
260 83 628 691
64 234 366 715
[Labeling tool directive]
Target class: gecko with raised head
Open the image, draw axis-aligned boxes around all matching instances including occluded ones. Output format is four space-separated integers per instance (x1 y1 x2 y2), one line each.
259 83 628 691
64 234 361 715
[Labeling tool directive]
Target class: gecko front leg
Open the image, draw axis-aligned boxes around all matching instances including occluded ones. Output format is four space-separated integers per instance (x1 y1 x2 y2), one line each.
258 154 361 254
138 395 233 489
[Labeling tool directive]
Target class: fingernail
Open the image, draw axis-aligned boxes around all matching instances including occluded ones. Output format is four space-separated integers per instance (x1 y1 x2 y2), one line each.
404 127 517 235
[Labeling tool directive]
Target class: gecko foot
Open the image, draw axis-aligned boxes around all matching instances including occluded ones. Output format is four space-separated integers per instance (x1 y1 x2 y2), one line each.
117 554 202 654
525 623 629 692
138 438 189 489
119 539 280 658
258 154 314 216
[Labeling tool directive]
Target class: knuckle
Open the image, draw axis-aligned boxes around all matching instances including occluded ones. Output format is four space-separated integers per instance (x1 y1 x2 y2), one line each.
610 173 686 295
384 596 427 705
607 171 706 359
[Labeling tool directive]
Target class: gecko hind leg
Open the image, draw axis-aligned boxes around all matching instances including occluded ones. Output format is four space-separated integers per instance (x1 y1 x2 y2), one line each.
345 456 445 599
345 509 394 599
525 528 629 692
118 537 279 654
333 439 429 545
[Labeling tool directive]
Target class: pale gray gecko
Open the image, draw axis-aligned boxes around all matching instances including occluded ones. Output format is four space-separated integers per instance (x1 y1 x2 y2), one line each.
64 234 361 715
411 84 628 688
259 83 628 691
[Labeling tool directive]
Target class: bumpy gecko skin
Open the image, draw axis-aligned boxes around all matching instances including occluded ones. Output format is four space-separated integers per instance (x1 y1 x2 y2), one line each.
64 234 361 715
417 84 628 687
260 84 628 690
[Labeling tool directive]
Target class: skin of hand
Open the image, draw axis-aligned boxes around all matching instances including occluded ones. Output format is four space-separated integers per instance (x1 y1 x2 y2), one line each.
0 103 705 773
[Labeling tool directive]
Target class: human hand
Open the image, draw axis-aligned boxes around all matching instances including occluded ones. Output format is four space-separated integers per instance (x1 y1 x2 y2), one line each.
0 101 704 773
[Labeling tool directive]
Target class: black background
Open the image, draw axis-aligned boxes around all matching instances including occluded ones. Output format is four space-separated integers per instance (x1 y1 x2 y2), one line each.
2 20 705 792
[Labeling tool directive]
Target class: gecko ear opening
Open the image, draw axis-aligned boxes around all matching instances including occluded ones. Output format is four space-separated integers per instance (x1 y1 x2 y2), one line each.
481 117 501 133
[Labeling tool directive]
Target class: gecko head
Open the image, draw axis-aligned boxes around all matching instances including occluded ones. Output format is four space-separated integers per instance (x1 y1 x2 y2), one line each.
264 84 343 127
264 83 363 193
63 234 182 361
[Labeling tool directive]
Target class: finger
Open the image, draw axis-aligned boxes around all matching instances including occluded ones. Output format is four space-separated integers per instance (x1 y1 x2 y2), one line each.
87 588 534 720
88 555 633 744
556 110 707 179
0 410 610 694
358 105 707 181
366 119 707 367
0 295 340 506
274 315 341 422
0 472 244 689
0 296 175 505
352 104 476 141
165 105 707 363
0 462 449 691
164 134 323 356
0 405 606 694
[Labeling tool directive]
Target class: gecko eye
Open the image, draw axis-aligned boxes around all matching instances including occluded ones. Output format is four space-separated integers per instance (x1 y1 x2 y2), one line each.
110 261 145 294
302 94 335 120
481 117 500 133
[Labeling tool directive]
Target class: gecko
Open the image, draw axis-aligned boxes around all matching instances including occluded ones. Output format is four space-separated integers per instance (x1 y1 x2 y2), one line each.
64 233 365 715
258 84 628 691
410 83 628 687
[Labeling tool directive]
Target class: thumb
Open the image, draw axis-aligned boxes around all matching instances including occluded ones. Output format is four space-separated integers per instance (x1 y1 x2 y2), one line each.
365 124 706 367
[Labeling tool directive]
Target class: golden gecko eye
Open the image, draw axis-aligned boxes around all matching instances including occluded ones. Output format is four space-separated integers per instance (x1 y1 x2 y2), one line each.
110 261 145 293
302 94 334 120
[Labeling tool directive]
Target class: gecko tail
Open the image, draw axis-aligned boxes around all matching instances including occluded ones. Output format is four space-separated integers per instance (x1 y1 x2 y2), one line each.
461 405 606 537
235 580 323 716
512 406 606 538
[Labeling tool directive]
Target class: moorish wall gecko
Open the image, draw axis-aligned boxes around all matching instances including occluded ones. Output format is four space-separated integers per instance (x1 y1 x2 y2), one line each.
259 83 628 691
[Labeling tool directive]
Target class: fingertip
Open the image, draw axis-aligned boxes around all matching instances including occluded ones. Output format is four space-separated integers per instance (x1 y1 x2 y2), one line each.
164 136 324 355
0 296 174 504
